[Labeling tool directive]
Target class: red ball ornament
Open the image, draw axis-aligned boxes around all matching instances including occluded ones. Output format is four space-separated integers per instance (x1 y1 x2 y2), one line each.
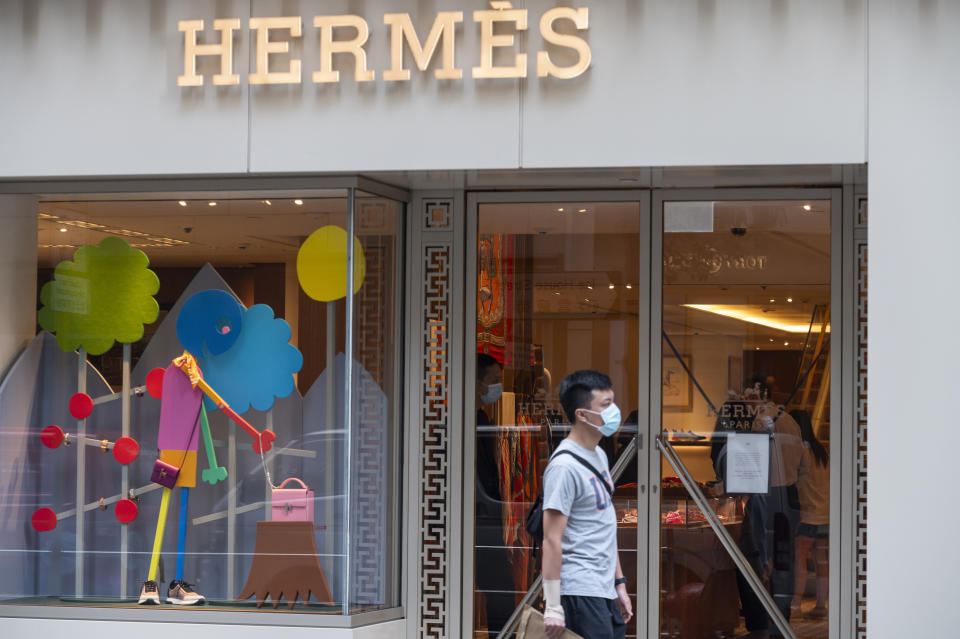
115 499 138 524
41 425 64 449
112 436 140 464
31 508 57 532
69 393 94 420
146 368 166 399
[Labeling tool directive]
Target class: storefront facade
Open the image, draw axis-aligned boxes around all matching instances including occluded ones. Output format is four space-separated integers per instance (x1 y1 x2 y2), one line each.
0 2 956 638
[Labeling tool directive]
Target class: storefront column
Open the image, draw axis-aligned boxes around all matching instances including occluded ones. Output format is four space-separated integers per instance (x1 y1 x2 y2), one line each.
0 195 37 378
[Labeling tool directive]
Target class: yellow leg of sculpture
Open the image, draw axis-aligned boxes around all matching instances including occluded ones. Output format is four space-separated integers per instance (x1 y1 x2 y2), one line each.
148 487 173 581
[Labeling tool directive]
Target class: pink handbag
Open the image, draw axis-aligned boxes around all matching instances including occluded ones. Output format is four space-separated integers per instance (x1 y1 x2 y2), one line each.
271 478 314 523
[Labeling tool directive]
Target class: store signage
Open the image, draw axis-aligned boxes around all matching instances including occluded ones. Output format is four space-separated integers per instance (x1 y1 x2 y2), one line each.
664 249 769 275
178 2 590 87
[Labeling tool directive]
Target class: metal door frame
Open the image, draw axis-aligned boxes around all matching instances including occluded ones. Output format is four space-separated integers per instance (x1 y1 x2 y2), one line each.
649 187 851 639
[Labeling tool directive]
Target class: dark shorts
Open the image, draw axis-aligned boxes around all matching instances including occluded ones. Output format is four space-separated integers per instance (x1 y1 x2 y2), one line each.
561 595 626 639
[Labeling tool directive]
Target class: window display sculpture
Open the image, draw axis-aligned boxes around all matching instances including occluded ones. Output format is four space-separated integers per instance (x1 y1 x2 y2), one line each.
136 288 302 605
31 236 160 598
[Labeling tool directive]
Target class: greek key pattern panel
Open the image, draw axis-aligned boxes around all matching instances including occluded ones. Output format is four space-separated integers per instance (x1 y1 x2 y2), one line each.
419 245 451 639
424 200 452 231
352 244 388 604
856 233 868 639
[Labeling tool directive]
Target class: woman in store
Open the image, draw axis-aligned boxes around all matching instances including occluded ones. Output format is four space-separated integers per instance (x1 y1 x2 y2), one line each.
790 409 829 619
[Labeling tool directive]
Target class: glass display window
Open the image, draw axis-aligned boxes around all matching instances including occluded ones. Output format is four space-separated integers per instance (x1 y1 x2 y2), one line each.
0 190 404 618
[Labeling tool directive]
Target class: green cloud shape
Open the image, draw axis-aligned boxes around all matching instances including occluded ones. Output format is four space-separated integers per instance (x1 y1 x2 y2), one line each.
38 237 160 355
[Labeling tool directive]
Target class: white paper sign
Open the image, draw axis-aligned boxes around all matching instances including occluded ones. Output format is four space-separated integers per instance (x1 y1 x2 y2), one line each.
725 432 770 494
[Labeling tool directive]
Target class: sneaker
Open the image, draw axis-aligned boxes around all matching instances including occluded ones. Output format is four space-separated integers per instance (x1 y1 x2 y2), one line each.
166 580 205 605
138 580 160 605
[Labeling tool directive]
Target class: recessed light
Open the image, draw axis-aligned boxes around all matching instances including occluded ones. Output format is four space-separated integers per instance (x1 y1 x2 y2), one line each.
608 283 615 289
178 200 187 207
769 298 775 303
263 200 272 206
584 298 590 302
294 199 304 206
625 284 632 289
802 204 812 211
557 207 565 212
59 228 67 233
769 338 774 342
578 208 588 214
756 347 760 350
787 297 793 303
784 341 790 346
587 285 593 290
208 201 217 207
554 291 560 296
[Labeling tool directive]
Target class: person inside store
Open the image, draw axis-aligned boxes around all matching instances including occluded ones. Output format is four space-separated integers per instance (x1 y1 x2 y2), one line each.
475 353 515 636
541 370 633 639
790 409 829 620
712 375 808 637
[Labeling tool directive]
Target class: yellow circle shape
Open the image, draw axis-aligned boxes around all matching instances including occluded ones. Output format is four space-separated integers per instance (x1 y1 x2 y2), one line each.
297 226 366 302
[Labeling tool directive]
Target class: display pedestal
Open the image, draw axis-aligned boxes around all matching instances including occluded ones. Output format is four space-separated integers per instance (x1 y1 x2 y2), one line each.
237 521 334 608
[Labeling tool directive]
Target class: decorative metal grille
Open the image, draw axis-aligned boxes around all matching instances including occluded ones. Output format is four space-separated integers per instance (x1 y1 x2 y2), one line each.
419 244 451 639
855 197 868 639
425 201 452 230
352 244 388 604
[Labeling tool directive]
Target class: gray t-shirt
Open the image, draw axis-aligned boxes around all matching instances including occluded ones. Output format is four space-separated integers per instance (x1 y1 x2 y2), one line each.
542 438 618 599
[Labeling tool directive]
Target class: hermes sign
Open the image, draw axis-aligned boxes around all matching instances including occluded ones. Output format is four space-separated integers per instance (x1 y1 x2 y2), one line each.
178 2 590 86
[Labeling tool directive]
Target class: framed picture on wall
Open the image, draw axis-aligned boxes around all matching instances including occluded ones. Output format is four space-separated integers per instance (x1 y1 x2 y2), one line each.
662 355 693 412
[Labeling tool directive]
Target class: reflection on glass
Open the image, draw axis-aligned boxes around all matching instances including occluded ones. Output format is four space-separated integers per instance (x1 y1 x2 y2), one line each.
0 193 402 614
659 200 831 639
474 202 641 638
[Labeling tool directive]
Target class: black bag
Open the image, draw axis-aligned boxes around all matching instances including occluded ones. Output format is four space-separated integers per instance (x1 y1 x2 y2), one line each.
525 449 615 546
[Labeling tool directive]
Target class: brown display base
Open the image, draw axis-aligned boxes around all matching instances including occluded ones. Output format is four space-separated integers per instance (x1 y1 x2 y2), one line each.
237 521 334 609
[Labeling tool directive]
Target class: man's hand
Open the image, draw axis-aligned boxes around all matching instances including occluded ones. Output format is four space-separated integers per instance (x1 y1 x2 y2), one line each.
543 613 566 638
616 583 633 623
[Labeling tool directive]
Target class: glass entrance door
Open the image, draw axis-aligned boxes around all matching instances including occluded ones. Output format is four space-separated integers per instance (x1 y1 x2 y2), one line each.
654 195 836 639
468 195 648 638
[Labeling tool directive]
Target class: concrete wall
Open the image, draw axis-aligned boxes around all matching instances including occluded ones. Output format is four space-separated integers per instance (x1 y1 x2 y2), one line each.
0 0 866 177
867 1 960 637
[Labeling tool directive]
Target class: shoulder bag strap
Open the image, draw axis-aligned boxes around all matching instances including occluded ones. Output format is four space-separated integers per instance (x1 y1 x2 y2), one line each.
550 449 614 497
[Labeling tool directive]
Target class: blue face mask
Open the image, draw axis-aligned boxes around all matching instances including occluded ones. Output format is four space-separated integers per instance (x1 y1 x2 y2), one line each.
582 403 622 437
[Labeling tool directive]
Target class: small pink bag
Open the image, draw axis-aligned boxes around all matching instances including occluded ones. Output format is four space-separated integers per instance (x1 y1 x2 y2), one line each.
271 478 314 523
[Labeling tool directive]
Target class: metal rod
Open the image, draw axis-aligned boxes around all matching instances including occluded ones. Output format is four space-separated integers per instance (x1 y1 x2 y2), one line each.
92 385 147 405
121 343 131 598
75 349 86 598
657 433 797 639
496 433 641 639
227 422 237 599
342 186 356 614
55 482 162 520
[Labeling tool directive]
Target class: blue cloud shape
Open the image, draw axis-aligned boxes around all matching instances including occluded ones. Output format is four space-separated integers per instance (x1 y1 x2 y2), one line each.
192 304 303 414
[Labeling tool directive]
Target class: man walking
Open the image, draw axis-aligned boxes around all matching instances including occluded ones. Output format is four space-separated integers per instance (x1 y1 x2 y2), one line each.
542 370 633 639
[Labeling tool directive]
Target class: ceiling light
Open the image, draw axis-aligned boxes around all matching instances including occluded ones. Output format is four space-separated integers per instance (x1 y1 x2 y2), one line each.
263 200 272 206
578 208 588 214
294 199 304 206
554 291 560 296
208 201 217 207
608 283 615 289
584 298 590 302
802 204 812 211
769 338 775 342
587 285 593 290
784 341 790 346
178 200 187 207
557 207 564 212
769 298 775 303
59 228 67 233
685 304 830 334
787 297 793 303
625 284 632 289
755 347 760 350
